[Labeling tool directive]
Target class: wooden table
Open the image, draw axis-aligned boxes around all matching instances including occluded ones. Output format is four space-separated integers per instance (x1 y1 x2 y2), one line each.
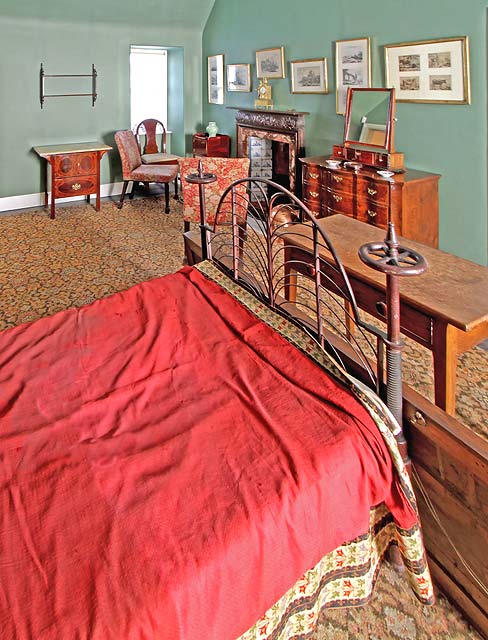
33 142 112 219
283 214 488 415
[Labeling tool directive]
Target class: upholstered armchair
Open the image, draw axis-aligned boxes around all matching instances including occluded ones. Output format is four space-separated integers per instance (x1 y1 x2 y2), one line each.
178 157 250 265
114 130 178 212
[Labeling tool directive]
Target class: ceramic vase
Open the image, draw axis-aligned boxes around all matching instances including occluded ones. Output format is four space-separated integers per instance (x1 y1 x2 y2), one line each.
206 121 219 137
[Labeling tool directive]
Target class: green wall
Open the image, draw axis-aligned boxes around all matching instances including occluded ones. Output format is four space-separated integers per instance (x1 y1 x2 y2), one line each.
0 0 214 198
203 0 488 265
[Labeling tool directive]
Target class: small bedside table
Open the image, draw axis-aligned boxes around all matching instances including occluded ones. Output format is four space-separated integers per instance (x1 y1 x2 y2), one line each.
192 133 231 158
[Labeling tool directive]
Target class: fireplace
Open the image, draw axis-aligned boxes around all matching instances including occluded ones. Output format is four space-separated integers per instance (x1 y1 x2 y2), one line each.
230 108 308 197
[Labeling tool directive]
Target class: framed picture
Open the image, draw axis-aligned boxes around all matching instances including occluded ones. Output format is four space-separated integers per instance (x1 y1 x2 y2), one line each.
335 37 371 115
227 63 251 92
384 36 470 104
208 54 224 104
290 58 328 94
256 46 285 79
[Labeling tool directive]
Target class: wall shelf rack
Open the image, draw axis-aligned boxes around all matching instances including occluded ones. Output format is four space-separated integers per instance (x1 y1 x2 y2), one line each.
39 63 97 109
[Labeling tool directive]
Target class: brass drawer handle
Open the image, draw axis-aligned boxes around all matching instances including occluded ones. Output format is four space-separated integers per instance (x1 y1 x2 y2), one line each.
367 209 377 218
332 175 343 183
368 187 377 196
376 301 387 316
309 172 319 179
409 411 426 427
309 191 319 198
332 194 343 203
72 183 81 191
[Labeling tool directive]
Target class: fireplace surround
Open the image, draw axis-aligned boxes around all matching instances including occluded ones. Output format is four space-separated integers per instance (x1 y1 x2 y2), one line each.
230 108 308 196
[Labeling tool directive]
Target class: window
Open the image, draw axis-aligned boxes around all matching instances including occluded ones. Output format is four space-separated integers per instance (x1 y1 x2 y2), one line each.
130 46 168 130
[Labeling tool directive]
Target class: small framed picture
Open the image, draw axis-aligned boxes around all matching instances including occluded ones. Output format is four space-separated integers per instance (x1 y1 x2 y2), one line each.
335 37 371 115
208 54 224 104
256 46 285 79
227 64 252 92
384 36 470 104
290 58 328 94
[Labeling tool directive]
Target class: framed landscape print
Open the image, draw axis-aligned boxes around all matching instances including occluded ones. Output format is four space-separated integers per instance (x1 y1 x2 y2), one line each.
256 46 285 79
208 54 224 104
290 58 328 94
227 63 251 92
335 37 371 115
385 36 470 104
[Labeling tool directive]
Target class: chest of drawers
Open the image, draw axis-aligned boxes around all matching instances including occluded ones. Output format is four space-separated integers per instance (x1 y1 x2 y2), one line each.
301 156 440 248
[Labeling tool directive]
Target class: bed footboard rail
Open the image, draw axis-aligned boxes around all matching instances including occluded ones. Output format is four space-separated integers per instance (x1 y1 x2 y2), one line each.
187 168 427 457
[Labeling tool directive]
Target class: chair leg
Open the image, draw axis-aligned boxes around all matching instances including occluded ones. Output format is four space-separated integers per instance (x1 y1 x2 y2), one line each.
184 220 190 233
129 181 137 200
165 183 170 213
174 176 179 200
117 181 129 209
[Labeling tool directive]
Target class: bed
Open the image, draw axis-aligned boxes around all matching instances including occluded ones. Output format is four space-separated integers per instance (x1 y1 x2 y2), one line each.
0 176 433 639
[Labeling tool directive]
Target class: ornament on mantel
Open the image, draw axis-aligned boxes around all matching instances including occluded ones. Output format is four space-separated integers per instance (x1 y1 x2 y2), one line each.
255 78 273 110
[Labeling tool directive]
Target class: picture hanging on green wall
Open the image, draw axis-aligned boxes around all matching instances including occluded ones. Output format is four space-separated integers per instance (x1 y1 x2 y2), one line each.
227 64 252 92
335 37 371 115
256 46 285 79
385 36 471 104
208 54 224 104
290 58 328 94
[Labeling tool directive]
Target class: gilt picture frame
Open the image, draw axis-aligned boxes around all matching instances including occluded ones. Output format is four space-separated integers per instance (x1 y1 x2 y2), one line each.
208 54 224 104
384 36 471 104
227 64 252 92
256 46 285 79
335 37 371 115
290 58 328 94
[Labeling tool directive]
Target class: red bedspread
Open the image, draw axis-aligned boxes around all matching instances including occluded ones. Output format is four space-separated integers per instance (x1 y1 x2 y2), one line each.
0 267 416 640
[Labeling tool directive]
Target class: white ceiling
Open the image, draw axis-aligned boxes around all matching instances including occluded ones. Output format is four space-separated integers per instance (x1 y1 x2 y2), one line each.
0 0 216 29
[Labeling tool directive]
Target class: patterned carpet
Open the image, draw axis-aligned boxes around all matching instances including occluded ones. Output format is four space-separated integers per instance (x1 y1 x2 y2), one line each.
0 195 485 639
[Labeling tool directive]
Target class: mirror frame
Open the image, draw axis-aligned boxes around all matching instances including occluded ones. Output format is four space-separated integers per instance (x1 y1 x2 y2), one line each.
343 87 396 153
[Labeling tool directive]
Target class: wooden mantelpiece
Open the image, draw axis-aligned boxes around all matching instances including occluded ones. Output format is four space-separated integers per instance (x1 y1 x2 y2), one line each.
229 107 308 195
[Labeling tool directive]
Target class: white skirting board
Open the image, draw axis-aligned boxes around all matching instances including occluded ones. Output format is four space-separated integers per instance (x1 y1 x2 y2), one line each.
0 182 125 214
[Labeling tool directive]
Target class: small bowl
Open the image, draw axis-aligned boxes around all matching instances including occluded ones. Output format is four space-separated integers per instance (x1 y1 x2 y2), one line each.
377 170 395 178
344 161 363 172
325 159 342 169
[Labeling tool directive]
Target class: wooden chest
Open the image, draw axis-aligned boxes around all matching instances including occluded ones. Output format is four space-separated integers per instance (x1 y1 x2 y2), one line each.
300 156 440 248
192 133 231 158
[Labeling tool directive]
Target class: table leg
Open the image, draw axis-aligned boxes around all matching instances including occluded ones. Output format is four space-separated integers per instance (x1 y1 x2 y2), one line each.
283 247 298 303
44 166 48 209
96 151 101 211
50 160 56 219
432 321 458 415
344 300 356 341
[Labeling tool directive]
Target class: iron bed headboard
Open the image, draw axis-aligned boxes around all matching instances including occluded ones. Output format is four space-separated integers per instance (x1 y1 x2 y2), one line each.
186 166 427 464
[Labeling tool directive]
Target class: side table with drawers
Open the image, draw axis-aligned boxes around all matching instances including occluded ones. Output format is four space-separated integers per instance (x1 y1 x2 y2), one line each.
192 133 231 158
300 156 440 248
33 142 112 219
